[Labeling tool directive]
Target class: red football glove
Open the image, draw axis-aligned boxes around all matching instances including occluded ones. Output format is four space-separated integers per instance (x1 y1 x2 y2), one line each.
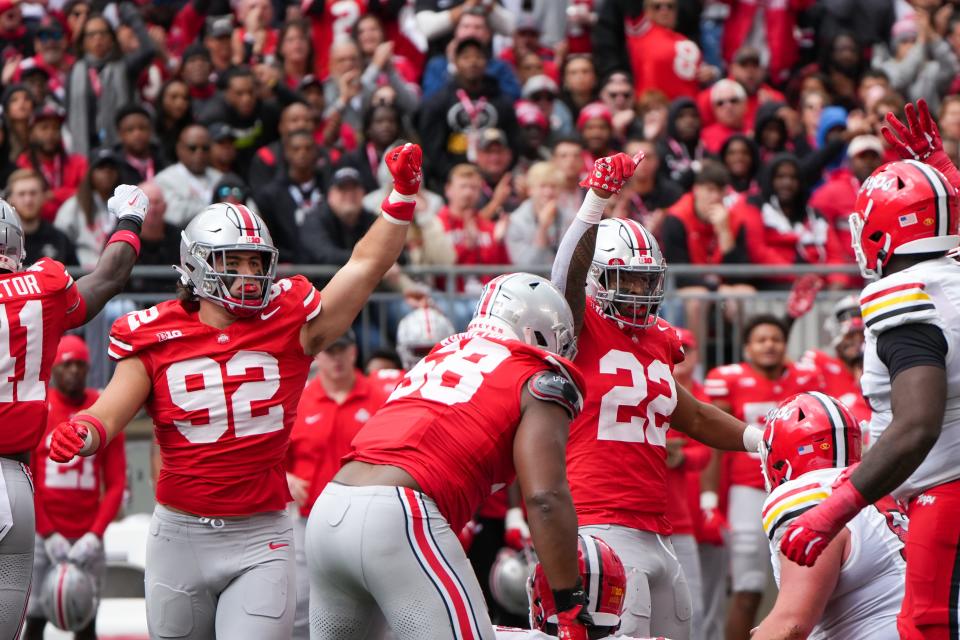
457 520 480 552
557 605 591 640
385 143 423 196
882 99 960 187
503 507 530 551
579 152 644 194
779 467 869 566
786 274 823 320
698 507 728 547
49 420 88 463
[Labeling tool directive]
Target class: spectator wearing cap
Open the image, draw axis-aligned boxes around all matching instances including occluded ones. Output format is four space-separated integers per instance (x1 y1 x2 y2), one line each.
418 37 520 191
701 79 747 154
505 160 571 267
0 0 32 58
201 15 237 73
522 74 574 136
15 105 87 222
697 46 786 131
52 147 119 267
298 165 383 266
14 62 54 109
2 84 35 166
12 17 73 102
208 122 238 175
334 104 405 194
721 0 811 87
112 104 166 185
873 12 960 114
248 101 332 190
599 70 639 141
65 4 156 157
499 15 558 81
576 101 616 166
657 97 704 191
199 66 281 177
610 138 683 236
810 134 885 261
180 45 218 117
473 127 520 220
7 169 78 266
421 8 521 101
154 124 223 229
415 0 515 59
353 14 421 117
126 180 181 293
254 131 328 262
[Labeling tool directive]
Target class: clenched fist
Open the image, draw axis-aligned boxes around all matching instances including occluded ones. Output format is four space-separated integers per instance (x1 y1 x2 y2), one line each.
107 184 149 225
386 143 423 196
49 419 89 463
579 152 644 196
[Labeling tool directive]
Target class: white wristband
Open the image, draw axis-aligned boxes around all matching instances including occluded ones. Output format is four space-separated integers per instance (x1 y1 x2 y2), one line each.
78 429 96 456
576 189 608 225
742 425 763 454
388 189 416 204
700 491 718 511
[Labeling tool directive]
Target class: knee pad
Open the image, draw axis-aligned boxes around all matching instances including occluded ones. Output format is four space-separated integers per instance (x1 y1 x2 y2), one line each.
242 567 289 619
148 584 195 638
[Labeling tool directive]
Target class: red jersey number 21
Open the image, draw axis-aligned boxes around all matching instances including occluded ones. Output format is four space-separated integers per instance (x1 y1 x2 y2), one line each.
0 300 45 402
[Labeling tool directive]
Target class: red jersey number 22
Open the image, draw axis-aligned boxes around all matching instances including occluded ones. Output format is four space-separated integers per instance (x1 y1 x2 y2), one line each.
597 350 677 446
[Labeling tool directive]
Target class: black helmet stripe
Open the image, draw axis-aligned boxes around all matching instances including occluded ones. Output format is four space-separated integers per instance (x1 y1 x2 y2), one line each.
808 391 848 467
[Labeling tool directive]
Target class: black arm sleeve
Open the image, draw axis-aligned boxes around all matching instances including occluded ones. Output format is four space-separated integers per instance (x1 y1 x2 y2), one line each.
877 323 948 381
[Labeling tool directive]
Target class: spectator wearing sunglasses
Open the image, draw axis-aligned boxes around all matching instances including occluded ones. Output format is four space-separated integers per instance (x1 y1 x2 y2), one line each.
12 16 73 103
701 78 747 154
522 74 574 137
697 46 786 132
155 124 223 228
599 70 638 142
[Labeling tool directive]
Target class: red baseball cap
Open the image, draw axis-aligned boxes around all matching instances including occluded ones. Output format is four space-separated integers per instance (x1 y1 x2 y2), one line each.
576 102 613 131
0 0 16 15
54 335 89 366
514 100 549 131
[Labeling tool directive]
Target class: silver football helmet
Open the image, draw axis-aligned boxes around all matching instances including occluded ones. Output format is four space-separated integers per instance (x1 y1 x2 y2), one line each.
588 218 665 329
396 307 456 369
468 273 577 360
176 203 279 316
41 562 98 631
489 548 537 616
0 198 25 272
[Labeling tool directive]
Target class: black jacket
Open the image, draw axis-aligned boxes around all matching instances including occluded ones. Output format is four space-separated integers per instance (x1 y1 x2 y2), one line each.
199 97 281 178
253 171 327 263
298 202 378 266
24 220 78 267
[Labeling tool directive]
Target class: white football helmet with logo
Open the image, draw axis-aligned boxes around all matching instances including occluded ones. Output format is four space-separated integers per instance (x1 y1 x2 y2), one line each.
0 198 25 272
396 307 456 369
41 562 98 631
489 548 537 616
176 203 279 316
468 273 577 360
589 218 666 329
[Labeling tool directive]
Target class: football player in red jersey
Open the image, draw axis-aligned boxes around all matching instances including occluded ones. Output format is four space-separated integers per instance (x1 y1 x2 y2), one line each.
0 184 144 639
550 153 760 640
25 335 126 640
309 272 590 640
46 144 423 640
779 102 960 640
702 314 824 640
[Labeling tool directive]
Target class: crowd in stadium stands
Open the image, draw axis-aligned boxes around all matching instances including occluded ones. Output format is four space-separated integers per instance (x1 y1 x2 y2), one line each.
4 0 959 298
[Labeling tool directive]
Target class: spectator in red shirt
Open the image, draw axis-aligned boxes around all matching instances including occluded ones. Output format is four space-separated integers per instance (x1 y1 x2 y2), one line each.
437 163 508 294
230 0 278 66
701 79 747 154
14 17 74 104
809 134 885 261
621 0 702 100
698 46 786 130
16 105 87 223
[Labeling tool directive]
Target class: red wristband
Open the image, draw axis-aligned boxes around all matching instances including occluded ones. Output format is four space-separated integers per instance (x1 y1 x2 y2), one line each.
75 413 107 455
380 193 415 225
107 230 141 256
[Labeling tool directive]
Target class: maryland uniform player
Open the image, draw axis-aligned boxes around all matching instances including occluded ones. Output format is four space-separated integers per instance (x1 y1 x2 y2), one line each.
778 147 960 638
551 153 759 640
309 273 591 640
0 186 144 638
47 144 423 640
755 392 905 640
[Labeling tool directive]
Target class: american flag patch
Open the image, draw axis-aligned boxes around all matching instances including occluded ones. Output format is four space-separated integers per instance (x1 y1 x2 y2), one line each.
898 213 918 227
797 444 814 455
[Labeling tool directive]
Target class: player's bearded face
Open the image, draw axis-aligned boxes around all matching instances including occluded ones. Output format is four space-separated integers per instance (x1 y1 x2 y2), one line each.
610 270 658 316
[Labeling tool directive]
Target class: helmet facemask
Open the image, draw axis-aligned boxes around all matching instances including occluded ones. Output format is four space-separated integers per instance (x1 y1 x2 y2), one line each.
178 242 279 317
591 261 665 329
849 212 889 281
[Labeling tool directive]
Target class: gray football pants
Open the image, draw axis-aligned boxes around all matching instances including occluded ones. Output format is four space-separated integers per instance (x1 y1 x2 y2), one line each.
697 543 728 640
145 504 296 639
0 458 34 640
672 534 703 640
306 483 494 640
578 524 692 640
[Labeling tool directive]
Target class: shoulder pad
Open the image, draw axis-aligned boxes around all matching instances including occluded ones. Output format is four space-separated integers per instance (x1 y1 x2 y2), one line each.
859 274 941 335
761 480 830 544
268 275 322 323
25 257 71 291
527 370 582 419
108 303 177 360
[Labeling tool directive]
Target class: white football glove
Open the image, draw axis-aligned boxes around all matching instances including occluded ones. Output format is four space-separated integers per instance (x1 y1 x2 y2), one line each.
44 532 72 563
107 184 149 224
67 532 103 568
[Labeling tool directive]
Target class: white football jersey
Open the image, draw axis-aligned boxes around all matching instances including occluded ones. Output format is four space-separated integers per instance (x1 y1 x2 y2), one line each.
494 628 654 640
860 257 960 499
762 468 906 640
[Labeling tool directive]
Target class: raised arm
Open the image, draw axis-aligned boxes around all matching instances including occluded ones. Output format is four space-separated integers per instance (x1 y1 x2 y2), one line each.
300 144 422 355
671 384 760 452
47 357 152 463
75 185 146 322
550 153 642 335
882 98 960 187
